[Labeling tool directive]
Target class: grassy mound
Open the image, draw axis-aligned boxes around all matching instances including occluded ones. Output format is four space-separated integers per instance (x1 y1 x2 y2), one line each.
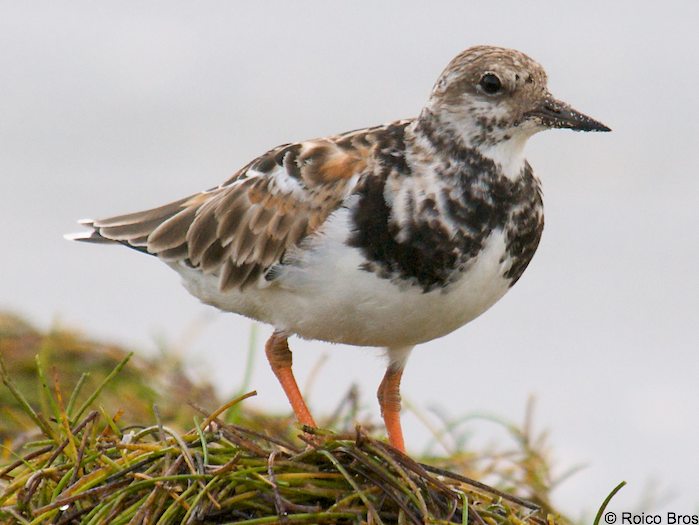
0 312 570 524
0 312 218 443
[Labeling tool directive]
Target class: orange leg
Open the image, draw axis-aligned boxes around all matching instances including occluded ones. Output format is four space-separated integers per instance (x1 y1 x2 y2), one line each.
377 365 405 452
265 332 317 428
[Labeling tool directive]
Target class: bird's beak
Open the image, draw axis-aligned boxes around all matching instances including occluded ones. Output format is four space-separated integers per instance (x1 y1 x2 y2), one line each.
525 95 611 132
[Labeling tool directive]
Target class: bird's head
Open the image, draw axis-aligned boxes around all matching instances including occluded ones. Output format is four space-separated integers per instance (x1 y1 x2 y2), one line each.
424 45 610 148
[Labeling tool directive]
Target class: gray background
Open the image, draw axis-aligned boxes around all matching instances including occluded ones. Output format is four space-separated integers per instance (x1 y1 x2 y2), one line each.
1 1 697 517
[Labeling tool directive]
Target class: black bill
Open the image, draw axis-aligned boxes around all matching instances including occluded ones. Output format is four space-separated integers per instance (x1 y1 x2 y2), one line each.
526 96 611 132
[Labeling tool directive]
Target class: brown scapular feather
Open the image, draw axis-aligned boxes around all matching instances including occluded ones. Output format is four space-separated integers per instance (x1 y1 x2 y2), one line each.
248 205 275 234
200 241 227 274
147 206 198 252
229 226 258 264
158 244 189 262
253 235 285 267
267 212 296 239
216 191 252 244
219 260 259 291
186 203 220 266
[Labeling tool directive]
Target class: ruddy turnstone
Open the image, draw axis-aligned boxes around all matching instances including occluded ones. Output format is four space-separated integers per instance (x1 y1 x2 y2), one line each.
68 46 609 452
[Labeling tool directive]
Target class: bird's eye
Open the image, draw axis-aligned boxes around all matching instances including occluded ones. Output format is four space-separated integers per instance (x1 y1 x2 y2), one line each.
479 73 502 95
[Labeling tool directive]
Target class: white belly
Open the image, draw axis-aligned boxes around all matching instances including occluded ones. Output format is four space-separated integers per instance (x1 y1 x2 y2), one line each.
173 209 514 348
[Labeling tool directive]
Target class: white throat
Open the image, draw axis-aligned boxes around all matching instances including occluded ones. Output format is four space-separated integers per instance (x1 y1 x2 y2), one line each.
421 106 532 182
478 134 529 181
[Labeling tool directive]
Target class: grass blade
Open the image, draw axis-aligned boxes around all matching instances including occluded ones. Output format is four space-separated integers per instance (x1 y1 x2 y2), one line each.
72 352 133 422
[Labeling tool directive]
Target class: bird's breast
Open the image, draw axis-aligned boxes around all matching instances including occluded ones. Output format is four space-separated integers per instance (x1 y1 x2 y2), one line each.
345 149 544 293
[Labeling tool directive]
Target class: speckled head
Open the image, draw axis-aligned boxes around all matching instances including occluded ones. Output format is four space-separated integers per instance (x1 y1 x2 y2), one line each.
425 45 610 146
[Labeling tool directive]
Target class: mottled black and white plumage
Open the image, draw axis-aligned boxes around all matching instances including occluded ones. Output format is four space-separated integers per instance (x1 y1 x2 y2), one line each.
68 45 609 450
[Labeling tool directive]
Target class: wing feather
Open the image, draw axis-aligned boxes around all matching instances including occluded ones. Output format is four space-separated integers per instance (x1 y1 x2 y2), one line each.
147 206 198 252
97 217 166 240
200 241 226 273
186 203 219 265
93 197 190 228
70 121 412 290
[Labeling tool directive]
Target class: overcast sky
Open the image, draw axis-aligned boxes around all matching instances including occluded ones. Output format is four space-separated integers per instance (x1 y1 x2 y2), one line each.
1 1 697 518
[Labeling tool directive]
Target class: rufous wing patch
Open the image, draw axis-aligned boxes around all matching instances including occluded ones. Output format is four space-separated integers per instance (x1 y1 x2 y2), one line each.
298 140 369 185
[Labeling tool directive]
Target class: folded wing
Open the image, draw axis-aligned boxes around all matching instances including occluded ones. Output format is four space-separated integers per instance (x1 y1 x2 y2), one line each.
74 133 374 290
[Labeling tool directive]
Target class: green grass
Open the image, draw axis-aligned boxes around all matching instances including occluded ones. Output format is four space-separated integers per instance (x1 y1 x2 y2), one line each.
0 312 573 524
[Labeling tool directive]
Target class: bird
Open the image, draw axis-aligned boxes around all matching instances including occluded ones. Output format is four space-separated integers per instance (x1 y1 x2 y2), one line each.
67 45 610 453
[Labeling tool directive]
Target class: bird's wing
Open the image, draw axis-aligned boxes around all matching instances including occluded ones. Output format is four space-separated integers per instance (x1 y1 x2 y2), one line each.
79 123 408 291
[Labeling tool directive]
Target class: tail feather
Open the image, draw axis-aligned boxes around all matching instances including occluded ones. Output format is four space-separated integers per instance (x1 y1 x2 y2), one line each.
65 197 193 256
64 229 114 244
65 224 151 253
